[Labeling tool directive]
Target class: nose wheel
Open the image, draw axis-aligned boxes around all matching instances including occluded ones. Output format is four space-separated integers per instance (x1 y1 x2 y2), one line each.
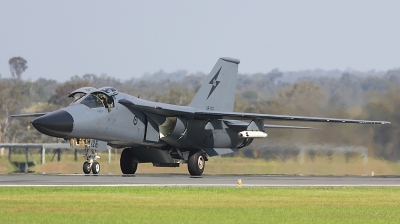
82 146 101 175
82 161 101 174
83 162 91 174
92 161 100 174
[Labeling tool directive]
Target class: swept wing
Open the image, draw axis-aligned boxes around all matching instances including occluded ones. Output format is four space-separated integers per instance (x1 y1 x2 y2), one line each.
224 120 317 129
119 99 389 125
194 110 390 124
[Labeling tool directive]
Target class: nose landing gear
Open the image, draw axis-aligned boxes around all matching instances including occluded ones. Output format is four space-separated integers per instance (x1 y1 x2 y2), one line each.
82 146 101 175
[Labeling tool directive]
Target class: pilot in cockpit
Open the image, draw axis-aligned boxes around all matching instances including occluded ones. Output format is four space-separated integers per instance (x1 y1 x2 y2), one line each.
98 94 111 112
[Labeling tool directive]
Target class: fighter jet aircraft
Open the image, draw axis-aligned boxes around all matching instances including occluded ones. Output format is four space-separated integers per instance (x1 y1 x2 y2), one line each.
12 57 390 176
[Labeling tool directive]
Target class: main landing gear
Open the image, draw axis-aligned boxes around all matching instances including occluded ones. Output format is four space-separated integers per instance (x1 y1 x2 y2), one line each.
82 146 101 175
120 148 138 174
187 150 206 176
118 148 207 176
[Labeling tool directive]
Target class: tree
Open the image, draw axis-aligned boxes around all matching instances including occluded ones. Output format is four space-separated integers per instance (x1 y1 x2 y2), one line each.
9 57 28 80
0 81 25 143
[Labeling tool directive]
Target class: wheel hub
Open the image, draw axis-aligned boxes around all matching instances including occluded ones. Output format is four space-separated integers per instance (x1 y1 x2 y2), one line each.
198 155 204 170
94 163 100 172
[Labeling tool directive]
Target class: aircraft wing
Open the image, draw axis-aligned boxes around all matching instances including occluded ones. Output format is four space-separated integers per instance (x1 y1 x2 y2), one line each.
119 99 195 119
263 124 319 129
119 99 389 125
224 120 318 129
10 112 48 118
195 110 390 124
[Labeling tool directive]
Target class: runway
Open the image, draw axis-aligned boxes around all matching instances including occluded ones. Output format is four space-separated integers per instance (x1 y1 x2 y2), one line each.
0 174 400 187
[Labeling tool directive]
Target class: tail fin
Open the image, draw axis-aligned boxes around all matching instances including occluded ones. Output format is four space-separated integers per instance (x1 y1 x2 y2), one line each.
189 57 239 112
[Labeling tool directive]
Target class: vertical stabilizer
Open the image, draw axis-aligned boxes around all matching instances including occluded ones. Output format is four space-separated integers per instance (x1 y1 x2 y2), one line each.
189 57 239 112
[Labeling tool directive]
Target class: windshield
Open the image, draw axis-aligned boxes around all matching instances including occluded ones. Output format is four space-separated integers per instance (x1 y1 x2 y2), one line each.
80 94 104 108
71 93 86 104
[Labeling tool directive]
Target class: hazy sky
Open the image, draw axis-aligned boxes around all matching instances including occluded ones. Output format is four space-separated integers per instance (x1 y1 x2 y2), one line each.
1 1 399 82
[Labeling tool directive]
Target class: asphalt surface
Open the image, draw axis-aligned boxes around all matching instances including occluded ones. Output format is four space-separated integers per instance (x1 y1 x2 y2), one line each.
0 174 399 187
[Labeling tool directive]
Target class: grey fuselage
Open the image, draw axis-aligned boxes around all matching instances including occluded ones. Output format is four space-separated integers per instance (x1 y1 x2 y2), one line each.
57 92 246 151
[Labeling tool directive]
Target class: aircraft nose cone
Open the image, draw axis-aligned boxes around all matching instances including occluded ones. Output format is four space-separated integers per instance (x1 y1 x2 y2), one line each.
32 110 74 138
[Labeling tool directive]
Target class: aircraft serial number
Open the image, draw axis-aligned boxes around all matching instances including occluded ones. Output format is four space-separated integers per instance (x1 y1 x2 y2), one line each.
206 106 214 111
90 140 98 148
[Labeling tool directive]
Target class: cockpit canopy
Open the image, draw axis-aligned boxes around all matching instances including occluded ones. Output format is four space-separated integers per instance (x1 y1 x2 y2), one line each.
68 87 97 98
69 86 118 110
69 86 118 98
98 87 118 96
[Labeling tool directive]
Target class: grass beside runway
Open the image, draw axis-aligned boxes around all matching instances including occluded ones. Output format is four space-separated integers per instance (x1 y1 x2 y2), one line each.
0 187 399 223
2 153 400 176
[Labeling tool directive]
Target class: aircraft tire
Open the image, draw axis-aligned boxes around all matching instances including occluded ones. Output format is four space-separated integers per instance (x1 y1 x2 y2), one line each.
83 162 91 174
187 150 205 176
92 161 100 174
120 148 138 174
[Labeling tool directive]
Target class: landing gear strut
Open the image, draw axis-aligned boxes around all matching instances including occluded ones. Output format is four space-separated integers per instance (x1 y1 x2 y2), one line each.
82 145 101 174
187 150 206 176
